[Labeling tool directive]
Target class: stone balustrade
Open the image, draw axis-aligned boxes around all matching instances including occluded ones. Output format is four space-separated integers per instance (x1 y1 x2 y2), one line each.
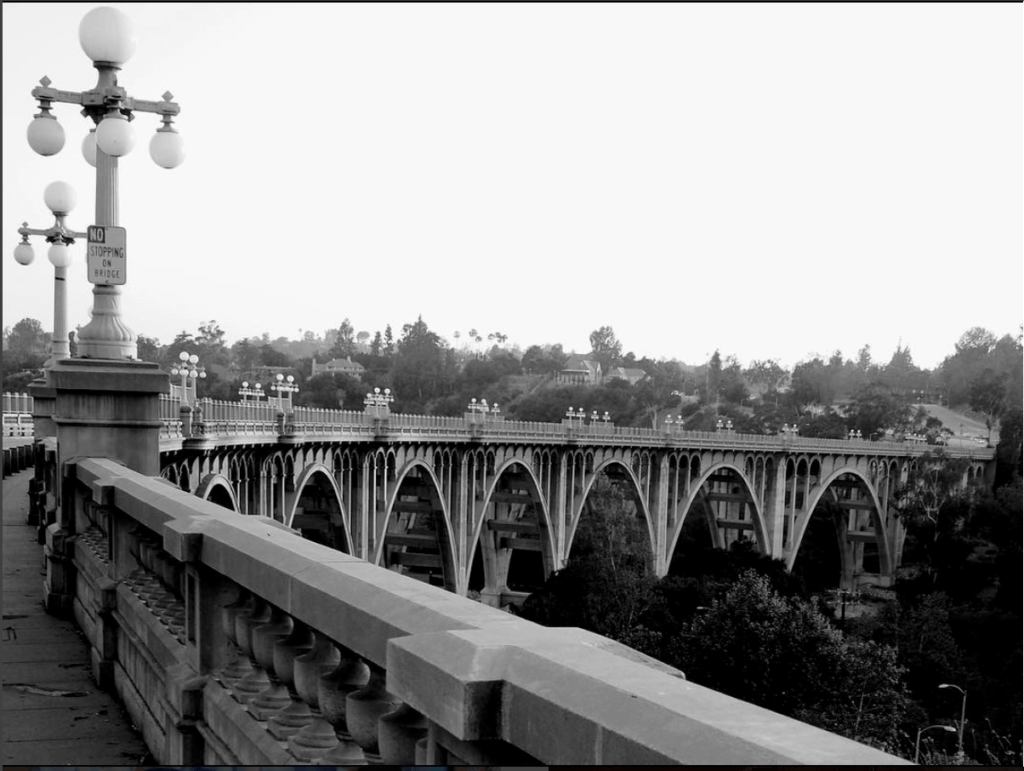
56 454 911 766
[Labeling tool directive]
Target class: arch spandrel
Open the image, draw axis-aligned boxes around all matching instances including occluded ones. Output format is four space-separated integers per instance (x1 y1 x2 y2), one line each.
564 457 656 567
470 458 558 578
284 462 353 554
375 459 458 593
789 466 892 576
665 461 770 567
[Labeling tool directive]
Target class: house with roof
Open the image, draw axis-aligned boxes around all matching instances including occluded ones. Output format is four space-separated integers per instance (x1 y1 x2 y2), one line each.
605 366 648 386
557 355 602 385
311 356 366 378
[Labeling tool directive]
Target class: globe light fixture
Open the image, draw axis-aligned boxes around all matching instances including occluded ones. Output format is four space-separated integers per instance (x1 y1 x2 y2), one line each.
150 118 185 169
48 242 72 268
43 180 77 214
12 182 88 367
14 242 35 266
82 129 98 167
95 109 136 157
24 7 184 359
27 110 65 156
78 6 137 65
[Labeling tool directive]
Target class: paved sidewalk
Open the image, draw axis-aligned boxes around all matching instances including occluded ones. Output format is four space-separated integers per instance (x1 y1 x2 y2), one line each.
2 468 151 765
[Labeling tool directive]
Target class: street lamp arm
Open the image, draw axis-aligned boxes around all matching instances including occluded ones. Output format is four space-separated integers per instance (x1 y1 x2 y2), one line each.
32 83 180 118
127 96 181 116
19 224 89 242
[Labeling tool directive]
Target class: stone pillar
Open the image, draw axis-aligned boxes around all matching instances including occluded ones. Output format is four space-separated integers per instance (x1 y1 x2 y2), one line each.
765 458 787 559
49 358 167 478
652 455 671 576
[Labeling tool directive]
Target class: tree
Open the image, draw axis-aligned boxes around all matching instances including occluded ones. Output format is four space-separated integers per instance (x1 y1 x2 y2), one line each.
705 350 722 404
968 368 1008 445
520 478 653 642
847 382 909 439
589 325 623 373
231 338 262 376
857 344 872 371
329 318 356 360
136 334 163 364
196 320 228 364
391 316 445 408
5 317 48 369
383 325 395 357
682 571 910 750
718 355 749 405
745 359 787 400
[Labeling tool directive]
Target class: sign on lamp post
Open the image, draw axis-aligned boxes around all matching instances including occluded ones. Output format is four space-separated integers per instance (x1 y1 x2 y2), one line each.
86 225 126 285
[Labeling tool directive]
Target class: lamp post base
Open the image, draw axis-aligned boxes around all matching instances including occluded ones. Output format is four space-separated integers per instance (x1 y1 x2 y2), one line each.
76 285 138 359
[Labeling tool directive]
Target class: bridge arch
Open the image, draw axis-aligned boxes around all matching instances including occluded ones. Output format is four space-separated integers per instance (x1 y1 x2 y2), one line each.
469 458 557 604
376 460 458 593
195 473 238 512
284 463 352 553
666 461 769 565
565 457 656 567
788 466 892 580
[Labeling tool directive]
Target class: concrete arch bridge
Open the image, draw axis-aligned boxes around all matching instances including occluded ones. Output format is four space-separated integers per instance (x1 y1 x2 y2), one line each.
155 398 994 604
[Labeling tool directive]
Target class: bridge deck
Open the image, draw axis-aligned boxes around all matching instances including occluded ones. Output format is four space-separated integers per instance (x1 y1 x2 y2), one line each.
1 470 151 765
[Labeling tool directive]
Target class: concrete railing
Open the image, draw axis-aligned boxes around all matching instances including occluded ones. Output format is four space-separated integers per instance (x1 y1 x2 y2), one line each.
3 391 33 413
55 456 910 766
151 398 993 460
3 412 34 437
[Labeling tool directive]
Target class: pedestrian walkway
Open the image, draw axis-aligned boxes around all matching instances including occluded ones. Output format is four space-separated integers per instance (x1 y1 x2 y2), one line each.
2 468 151 765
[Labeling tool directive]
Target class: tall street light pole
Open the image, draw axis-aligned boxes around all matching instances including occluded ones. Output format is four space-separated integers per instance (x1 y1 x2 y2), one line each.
13 181 88 367
24 6 185 360
914 724 956 764
939 683 967 757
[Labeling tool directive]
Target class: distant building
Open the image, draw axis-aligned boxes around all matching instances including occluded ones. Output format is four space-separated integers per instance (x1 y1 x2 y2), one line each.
558 355 602 385
311 357 365 378
605 366 647 386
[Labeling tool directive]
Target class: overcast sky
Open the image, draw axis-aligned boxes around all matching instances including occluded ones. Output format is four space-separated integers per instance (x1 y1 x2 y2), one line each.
3 3 1021 370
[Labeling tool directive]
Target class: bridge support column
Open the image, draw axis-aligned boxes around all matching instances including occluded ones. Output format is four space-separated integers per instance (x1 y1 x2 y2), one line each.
765 461 787 559
652 457 670 576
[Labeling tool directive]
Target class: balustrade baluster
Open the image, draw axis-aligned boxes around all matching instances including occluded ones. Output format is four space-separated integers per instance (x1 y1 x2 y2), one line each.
347 666 400 763
378 701 429 765
318 654 370 736
235 598 271 659
273 622 315 690
252 606 294 674
294 631 341 707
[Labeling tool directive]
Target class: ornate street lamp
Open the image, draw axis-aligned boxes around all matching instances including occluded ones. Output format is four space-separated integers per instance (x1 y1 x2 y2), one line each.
238 381 264 402
169 351 205 406
273 373 299 413
939 683 967 758
13 181 87 367
24 7 184 359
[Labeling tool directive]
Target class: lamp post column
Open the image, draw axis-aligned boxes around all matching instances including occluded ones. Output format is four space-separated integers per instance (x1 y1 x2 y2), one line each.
77 68 133 359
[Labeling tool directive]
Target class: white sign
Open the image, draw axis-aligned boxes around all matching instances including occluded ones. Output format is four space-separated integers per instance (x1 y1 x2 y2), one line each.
86 225 126 285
